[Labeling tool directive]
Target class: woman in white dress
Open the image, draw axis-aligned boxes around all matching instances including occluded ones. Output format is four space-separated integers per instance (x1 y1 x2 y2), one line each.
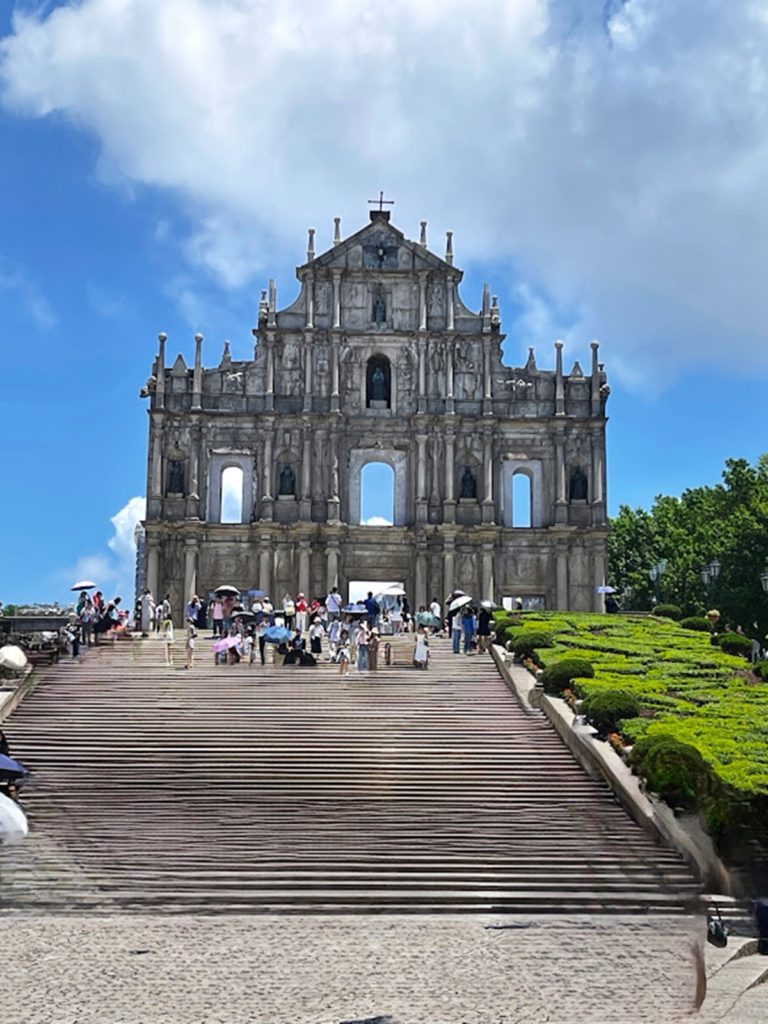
413 628 429 670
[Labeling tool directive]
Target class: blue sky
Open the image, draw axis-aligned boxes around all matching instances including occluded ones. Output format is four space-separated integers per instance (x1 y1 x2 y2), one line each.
2 0 768 604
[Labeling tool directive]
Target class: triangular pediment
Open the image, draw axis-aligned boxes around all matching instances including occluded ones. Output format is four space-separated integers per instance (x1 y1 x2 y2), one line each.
307 215 457 274
170 353 188 375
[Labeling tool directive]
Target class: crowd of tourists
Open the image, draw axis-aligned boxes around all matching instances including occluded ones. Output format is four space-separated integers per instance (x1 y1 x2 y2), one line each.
127 586 498 672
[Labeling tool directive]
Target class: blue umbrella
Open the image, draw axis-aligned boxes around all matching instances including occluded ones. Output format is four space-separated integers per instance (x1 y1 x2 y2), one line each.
0 754 28 777
342 603 368 615
263 625 293 644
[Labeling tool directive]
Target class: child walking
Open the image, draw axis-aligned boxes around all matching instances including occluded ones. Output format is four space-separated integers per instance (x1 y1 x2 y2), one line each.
185 618 196 669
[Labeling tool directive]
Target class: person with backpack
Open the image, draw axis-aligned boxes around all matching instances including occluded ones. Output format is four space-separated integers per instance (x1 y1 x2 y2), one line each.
364 591 379 628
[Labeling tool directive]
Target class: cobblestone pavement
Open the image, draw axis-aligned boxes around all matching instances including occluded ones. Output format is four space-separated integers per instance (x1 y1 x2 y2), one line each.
2 912 724 1024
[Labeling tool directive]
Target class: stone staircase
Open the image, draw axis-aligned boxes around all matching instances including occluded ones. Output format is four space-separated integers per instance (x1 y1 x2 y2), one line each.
0 636 700 914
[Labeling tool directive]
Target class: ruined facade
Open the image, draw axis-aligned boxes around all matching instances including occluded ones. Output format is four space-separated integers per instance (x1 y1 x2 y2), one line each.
140 210 610 616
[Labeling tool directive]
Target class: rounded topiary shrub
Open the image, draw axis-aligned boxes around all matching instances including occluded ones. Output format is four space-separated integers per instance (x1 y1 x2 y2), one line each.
582 689 640 738
629 734 708 811
507 630 554 662
680 616 712 632
652 604 683 620
718 632 753 658
541 657 595 695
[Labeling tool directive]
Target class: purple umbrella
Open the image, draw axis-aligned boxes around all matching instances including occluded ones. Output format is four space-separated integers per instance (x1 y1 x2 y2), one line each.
212 636 242 653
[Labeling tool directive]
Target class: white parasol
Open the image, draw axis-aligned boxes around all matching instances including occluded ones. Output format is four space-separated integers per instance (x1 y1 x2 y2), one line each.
449 594 473 612
214 585 240 596
71 581 97 591
0 793 28 845
0 646 28 672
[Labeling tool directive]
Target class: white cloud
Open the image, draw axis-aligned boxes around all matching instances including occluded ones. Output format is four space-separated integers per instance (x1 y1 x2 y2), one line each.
61 496 146 602
3 1 768 383
363 516 393 526
0 255 55 328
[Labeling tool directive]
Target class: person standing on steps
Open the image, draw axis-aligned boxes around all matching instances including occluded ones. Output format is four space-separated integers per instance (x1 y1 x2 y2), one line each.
326 585 342 621
478 605 492 653
368 628 380 672
451 609 462 654
140 588 155 638
163 617 175 666
355 620 370 671
462 606 477 655
413 627 429 669
185 618 196 669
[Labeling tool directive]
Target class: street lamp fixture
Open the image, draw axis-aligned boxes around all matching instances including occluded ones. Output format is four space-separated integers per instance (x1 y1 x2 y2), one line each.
760 568 768 595
701 559 721 599
648 559 667 604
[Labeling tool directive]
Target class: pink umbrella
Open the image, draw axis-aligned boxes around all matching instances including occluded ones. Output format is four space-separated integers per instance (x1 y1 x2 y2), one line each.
213 636 241 653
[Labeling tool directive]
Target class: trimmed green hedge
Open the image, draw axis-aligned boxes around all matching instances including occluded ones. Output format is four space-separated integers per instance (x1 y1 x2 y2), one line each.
652 604 683 620
680 616 712 632
505 629 554 662
540 657 594 695
718 632 753 659
583 690 640 738
512 610 768 890
629 734 707 811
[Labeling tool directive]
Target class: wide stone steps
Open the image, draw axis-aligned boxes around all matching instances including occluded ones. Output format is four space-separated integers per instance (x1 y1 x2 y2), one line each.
0 637 700 914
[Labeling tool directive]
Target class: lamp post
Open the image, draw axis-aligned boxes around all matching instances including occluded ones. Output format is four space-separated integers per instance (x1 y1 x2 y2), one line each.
623 585 633 611
701 558 721 604
761 568 768 596
648 559 667 605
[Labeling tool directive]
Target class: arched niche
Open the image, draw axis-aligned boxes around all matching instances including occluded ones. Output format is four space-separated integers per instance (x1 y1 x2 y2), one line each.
360 462 395 525
349 448 407 525
501 459 544 528
207 452 255 523
366 354 391 409
220 466 244 523
275 451 299 498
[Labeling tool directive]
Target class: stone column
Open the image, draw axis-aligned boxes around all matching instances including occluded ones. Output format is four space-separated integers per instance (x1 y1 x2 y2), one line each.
266 339 275 412
303 333 313 413
446 278 455 332
415 539 428 610
442 535 455 601
443 429 456 523
481 543 495 603
326 543 340 593
327 430 341 522
305 274 315 329
146 539 160 601
591 429 606 526
150 425 163 498
298 539 311 598
183 537 198 607
482 429 494 524
330 337 340 413
556 544 569 610
446 340 454 414
416 433 428 523
300 426 312 520
418 272 428 332
259 534 273 597
186 428 200 519
262 425 274 521
192 333 203 410
417 345 426 413
155 333 166 410
332 270 342 329
593 548 606 613
554 435 567 525
483 340 492 415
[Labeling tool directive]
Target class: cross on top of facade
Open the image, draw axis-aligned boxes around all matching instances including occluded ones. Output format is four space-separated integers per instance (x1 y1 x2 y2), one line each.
368 190 394 213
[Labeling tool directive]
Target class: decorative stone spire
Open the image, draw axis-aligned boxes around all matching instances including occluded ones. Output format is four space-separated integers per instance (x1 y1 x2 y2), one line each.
445 230 454 266
156 332 167 408
268 278 277 327
482 283 491 332
555 340 565 416
258 289 268 323
570 360 584 377
192 332 203 409
490 295 500 329
333 217 342 246
307 228 315 262
590 339 601 415
419 221 427 247
221 340 232 369
525 347 537 371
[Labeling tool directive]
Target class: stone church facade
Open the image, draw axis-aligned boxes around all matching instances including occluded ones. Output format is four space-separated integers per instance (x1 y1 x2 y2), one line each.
140 209 610 616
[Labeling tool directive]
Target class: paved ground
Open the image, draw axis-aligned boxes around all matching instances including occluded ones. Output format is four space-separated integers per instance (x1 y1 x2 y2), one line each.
4 912 721 1024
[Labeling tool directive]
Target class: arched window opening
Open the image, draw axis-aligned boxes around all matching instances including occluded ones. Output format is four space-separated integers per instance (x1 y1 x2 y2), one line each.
512 472 532 528
220 466 244 523
366 354 391 408
361 462 394 526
